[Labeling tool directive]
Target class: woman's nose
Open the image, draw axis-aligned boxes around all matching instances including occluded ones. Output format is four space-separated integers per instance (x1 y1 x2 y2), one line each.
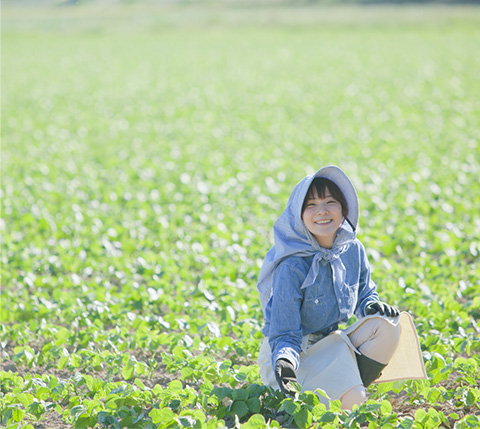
317 204 328 214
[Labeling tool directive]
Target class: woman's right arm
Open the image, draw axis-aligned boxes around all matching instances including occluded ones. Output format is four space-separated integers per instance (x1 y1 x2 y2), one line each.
268 261 305 371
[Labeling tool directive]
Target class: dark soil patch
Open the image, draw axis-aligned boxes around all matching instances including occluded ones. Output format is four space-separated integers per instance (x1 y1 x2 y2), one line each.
31 411 67 429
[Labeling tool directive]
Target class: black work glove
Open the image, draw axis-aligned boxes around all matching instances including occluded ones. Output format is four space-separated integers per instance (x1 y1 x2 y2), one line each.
365 301 399 317
274 358 297 396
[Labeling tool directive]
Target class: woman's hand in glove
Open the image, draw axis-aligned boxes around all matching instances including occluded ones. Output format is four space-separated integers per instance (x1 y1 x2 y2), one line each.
274 358 297 396
365 301 399 317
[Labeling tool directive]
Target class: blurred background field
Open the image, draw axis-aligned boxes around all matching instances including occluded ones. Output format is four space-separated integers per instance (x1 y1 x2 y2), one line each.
3 1 480 32
2 1 480 428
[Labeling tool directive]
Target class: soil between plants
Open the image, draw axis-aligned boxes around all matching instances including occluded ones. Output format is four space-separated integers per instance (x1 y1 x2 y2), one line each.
2 345 479 428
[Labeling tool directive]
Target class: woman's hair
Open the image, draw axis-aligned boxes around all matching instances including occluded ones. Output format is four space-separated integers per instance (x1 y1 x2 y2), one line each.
302 177 349 218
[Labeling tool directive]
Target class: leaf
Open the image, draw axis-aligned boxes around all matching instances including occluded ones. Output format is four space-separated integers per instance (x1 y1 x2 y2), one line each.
294 408 313 429
173 346 185 358
229 400 249 420
16 393 34 407
180 367 194 380
177 415 195 427
247 384 266 397
232 389 249 401
246 397 261 413
380 399 392 416
329 399 342 413
219 359 232 370
36 387 50 401
70 355 82 368
24 349 34 362
152 385 163 397
243 414 266 428
376 382 394 394
70 405 87 418
168 380 183 394
226 305 236 322
54 327 70 346
207 322 221 338
58 355 69 369
414 408 428 424
427 407 441 424
150 408 175 425
193 409 206 424
122 360 136 380
397 418 414 429
75 416 93 429
318 411 337 423
134 378 145 389
466 389 476 407
169 399 181 410
98 413 121 429
28 401 45 418
427 387 442 403
360 402 382 413
279 399 300 416
312 403 327 418
233 371 247 382
12 408 25 422
202 289 215 301
464 415 479 428
200 380 213 395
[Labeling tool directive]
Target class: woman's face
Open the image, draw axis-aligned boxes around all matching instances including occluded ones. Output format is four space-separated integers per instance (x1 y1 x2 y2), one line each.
302 187 343 249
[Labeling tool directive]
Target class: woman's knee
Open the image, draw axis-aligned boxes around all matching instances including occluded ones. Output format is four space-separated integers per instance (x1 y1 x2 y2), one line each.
358 318 401 364
377 319 401 351
340 385 366 411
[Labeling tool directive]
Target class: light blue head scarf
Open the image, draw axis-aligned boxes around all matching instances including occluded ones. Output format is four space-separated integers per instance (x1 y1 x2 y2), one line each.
257 166 359 313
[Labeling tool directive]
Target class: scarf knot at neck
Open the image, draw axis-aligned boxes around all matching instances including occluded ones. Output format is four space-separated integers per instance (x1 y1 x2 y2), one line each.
316 248 343 263
300 237 350 290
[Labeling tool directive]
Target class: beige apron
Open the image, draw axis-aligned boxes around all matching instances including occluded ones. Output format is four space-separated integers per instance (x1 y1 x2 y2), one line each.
257 312 427 403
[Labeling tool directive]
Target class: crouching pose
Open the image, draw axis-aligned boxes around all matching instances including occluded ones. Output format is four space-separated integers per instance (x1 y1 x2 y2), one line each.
257 166 426 410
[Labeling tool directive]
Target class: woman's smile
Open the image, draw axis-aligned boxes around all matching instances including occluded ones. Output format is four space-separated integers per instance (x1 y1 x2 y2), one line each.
315 219 333 225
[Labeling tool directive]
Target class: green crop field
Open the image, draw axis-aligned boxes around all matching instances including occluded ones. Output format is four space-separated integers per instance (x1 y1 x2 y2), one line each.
1 2 479 428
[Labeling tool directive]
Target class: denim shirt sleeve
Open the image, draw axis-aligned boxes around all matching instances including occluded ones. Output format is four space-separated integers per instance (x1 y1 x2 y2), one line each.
268 260 305 371
355 241 379 318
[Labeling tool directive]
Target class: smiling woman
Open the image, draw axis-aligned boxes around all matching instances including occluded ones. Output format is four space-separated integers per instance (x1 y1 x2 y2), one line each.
257 166 426 409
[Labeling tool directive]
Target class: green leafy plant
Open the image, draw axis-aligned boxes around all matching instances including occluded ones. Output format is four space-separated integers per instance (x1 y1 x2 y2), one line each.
1 2 479 428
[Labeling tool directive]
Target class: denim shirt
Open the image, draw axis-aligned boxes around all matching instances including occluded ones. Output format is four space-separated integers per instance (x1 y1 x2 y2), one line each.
261 238 379 370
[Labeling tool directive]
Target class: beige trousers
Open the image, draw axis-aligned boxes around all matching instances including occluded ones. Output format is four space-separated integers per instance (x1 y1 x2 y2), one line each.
257 313 426 406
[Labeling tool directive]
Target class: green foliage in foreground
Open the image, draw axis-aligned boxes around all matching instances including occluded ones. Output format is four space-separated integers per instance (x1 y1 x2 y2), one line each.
1 4 480 428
